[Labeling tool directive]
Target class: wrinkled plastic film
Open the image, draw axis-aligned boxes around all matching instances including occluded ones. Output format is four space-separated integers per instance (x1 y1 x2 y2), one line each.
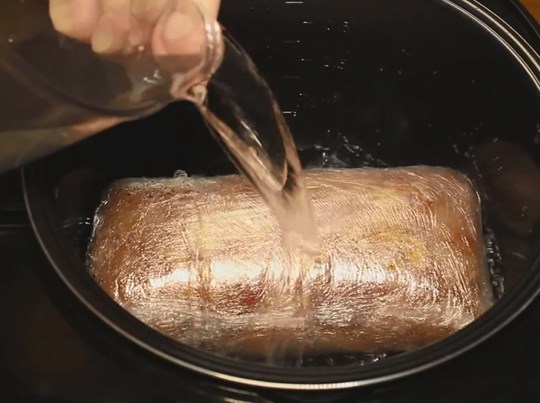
87 167 494 361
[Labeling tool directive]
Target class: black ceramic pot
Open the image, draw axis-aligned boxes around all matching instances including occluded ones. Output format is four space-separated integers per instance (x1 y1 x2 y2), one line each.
22 0 540 391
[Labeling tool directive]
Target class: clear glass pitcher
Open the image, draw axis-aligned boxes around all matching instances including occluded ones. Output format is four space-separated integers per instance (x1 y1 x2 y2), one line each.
0 0 223 174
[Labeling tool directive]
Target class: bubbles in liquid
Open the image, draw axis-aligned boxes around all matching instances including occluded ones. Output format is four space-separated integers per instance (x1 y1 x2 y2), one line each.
173 169 188 178
484 227 504 298
299 132 388 169
61 217 93 261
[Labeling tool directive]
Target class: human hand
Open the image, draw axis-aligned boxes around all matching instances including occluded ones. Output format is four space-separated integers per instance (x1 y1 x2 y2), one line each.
49 0 221 59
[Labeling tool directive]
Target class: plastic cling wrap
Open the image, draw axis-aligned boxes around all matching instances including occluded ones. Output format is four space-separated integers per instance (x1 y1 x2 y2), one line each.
87 167 494 361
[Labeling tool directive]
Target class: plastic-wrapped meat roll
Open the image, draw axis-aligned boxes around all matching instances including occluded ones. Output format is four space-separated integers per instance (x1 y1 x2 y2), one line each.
87 167 494 358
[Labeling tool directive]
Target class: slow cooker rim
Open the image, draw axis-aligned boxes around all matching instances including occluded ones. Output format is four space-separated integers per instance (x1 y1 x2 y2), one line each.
21 0 540 391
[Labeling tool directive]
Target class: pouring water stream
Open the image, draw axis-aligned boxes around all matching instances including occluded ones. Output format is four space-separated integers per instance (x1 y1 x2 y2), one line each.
184 34 320 270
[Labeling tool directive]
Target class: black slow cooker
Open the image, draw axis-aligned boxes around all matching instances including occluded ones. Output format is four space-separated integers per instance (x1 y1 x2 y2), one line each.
12 0 540 399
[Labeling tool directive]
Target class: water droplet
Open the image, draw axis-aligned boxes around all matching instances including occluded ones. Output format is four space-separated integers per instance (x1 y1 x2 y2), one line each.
283 111 298 117
174 170 188 178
